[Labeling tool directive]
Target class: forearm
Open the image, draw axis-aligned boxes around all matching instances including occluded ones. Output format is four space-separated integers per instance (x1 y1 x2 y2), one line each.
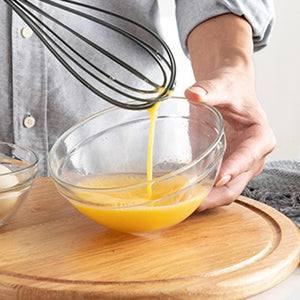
187 14 254 80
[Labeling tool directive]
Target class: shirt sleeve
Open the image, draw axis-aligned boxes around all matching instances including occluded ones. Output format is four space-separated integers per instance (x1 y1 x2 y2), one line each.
175 0 275 54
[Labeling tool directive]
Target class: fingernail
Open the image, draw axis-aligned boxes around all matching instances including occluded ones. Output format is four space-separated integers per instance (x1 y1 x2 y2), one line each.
215 175 232 187
188 86 207 97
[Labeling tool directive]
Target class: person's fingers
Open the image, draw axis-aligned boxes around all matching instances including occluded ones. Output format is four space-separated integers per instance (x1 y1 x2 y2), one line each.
215 124 276 186
197 131 274 211
184 79 230 106
197 170 254 211
184 85 207 102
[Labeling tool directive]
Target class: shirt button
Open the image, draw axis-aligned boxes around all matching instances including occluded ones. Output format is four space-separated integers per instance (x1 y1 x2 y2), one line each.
21 27 33 39
23 115 36 128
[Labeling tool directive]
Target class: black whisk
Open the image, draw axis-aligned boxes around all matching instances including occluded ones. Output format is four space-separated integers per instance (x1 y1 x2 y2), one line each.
4 0 176 110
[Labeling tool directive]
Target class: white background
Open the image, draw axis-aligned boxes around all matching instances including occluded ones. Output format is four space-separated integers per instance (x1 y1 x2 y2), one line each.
158 0 300 162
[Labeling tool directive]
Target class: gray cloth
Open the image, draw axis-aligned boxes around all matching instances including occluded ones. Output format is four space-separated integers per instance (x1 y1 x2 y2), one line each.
0 0 274 176
243 160 300 229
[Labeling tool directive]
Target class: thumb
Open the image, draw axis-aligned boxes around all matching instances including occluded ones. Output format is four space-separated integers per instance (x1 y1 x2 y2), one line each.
185 80 228 106
184 84 207 102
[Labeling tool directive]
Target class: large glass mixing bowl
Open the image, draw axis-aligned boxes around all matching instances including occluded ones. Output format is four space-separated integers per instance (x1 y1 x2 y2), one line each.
48 97 225 233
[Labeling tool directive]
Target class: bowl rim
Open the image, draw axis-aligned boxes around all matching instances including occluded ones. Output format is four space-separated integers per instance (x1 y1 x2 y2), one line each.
0 141 39 176
48 97 225 192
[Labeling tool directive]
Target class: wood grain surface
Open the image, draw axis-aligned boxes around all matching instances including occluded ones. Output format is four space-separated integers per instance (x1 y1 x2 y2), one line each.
0 177 299 299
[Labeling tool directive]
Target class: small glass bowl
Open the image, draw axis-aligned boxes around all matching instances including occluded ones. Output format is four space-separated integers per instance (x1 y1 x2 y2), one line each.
48 97 225 233
0 141 38 226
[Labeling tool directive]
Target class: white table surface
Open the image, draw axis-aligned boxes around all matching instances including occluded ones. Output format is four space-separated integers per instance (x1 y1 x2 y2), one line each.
248 264 300 299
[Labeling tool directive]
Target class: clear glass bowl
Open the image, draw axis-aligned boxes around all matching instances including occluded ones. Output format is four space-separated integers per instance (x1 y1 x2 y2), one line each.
0 141 38 226
48 97 225 233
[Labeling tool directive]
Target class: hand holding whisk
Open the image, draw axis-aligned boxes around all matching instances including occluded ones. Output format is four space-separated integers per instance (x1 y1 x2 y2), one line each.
5 0 176 110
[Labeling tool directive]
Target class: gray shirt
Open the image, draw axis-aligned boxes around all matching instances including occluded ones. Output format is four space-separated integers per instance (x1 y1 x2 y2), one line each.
0 0 274 176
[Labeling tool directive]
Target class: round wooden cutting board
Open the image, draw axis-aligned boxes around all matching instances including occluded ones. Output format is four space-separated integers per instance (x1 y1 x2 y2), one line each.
0 177 300 299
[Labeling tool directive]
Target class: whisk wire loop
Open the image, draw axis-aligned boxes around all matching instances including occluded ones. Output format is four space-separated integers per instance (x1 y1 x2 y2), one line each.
4 0 176 110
